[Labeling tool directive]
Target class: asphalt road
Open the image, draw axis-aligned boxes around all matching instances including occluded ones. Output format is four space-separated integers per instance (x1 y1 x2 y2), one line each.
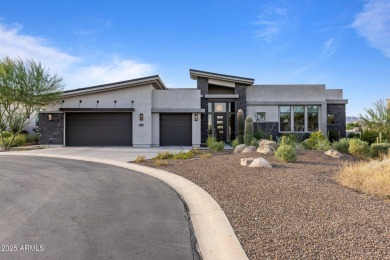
0 156 196 260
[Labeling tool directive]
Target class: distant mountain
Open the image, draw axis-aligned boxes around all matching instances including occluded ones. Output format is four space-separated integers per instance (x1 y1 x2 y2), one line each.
346 116 359 123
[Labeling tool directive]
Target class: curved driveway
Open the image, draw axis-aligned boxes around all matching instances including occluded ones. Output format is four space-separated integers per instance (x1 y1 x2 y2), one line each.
0 156 196 260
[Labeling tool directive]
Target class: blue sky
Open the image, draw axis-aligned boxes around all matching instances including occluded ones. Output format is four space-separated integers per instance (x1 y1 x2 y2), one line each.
0 0 389 116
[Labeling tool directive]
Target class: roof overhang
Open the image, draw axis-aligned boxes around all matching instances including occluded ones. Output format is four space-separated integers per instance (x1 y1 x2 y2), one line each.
62 75 167 98
189 69 254 85
151 108 205 113
59 108 134 112
326 99 348 105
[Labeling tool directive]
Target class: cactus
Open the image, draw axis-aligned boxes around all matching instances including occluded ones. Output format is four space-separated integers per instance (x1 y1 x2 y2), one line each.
269 135 273 141
244 116 253 146
237 109 244 144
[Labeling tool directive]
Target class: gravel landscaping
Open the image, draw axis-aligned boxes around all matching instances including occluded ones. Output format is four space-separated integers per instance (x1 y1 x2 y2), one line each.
136 149 390 259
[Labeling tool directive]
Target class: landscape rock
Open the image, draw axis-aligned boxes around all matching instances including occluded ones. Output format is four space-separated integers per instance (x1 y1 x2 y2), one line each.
234 144 247 154
248 157 273 168
257 145 276 155
258 139 277 149
324 149 343 158
240 158 256 166
242 146 257 153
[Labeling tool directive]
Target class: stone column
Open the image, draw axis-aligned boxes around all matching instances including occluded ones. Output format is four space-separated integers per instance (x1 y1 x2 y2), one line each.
39 113 64 145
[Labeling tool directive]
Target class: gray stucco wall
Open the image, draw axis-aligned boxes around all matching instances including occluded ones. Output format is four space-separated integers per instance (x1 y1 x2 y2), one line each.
39 113 64 145
327 104 346 138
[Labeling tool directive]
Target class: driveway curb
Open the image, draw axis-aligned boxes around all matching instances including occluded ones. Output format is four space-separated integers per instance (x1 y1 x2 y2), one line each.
0 152 248 260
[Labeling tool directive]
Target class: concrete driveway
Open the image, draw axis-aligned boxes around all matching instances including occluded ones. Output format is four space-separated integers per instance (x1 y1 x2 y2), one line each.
0 156 197 260
8 146 192 163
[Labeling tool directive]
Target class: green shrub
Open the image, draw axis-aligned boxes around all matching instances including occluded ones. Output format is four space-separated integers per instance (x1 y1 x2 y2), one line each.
26 134 39 143
349 139 369 158
287 133 307 143
1 134 27 147
250 138 258 146
280 135 295 146
347 132 361 139
370 143 390 158
306 131 330 150
361 130 379 145
231 139 239 148
328 130 340 142
301 139 311 149
1 131 11 138
172 151 194 160
154 151 173 160
206 136 224 151
275 144 297 162
316 139 332 151
332 138 350 153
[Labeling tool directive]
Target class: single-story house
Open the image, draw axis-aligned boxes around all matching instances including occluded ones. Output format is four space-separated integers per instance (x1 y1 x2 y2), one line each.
39 69 348 147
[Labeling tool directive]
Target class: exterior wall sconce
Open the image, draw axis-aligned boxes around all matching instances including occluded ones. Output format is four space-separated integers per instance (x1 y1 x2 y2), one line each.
194 114 199 121
79 100 82 108
139 113 144 121
48 114 53 121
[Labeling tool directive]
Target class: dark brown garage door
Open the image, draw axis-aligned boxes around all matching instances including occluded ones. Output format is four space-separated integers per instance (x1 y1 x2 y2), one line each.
66 113 132 146
160 114 192 146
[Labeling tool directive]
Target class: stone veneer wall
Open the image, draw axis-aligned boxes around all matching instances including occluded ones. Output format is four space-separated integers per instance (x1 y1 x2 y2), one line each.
234 83 247 135
198 77 209 144
39 113 64 145
327 104 346 138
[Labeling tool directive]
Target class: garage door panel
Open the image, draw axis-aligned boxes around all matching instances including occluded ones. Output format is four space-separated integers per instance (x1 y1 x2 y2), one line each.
160 114 192 146
66 113 132 146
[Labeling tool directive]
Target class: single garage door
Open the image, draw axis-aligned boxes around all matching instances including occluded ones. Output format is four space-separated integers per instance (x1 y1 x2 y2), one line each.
160 113 192 146
66 113 132 146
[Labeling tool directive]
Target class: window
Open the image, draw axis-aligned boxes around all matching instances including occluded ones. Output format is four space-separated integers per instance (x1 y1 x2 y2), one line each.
256 112 266 122
307 106 319 131
327 114 335 125
293 106 305 131
279 106 291 132
279 105 319 132
214 103 226 112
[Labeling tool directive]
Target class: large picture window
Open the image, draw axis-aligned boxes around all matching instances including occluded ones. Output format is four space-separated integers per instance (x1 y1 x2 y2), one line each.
279 106 291 132
279 105 319 132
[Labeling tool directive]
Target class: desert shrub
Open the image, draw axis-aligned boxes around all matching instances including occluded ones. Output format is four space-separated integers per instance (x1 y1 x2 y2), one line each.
26 134 39 143
250 138 258 147
306 131 327 149
348 139 369 158
280 135 295 146
287 133 307 143
172 151 194 160
332 138 350 153
199 152 212 158
316 139 332 151
347 132 361 139
154 159 168 167
154 151 173 160
135 155 146 163
1 134 27 147
336 156 390 197
370 143 390 159
206 136 224 151
361 130 379 145
1 131 11 138
275 144 297 162
231 139 239 148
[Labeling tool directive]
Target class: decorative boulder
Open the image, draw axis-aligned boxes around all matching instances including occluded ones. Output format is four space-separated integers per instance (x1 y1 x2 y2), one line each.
242 146 257 153
248 157 273 168
324 149 343 158
240 158 256 166
234 144 247 154
257 145 276 155
258 139 277 149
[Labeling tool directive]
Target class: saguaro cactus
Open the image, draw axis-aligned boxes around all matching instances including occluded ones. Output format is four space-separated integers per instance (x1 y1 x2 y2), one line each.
244 116 253 146
237 109 244 144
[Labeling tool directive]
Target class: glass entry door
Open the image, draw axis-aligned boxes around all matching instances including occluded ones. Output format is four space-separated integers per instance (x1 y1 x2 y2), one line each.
214 113 226 141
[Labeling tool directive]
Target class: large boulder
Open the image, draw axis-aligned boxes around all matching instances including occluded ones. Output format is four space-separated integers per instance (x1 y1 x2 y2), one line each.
257 145 276 155
248 157 273 168
240 158 256 166
234 144 247 154
242 146 257 153
325 149 343 158
258 139 277 149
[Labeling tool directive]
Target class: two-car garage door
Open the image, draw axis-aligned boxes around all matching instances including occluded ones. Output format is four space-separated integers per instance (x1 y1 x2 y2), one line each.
66 113 132 146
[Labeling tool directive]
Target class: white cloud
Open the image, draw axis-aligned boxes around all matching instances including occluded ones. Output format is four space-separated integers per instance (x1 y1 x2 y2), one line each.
322 38 337 59
352 0 390 57
0 23 155 89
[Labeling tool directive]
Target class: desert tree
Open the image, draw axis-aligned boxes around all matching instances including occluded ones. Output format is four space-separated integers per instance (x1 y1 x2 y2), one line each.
359 99 390 140
0 57 64 151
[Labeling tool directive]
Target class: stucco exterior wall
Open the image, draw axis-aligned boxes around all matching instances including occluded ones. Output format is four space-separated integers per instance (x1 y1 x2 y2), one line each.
192 113 201 147
247 105 279 122
152 89 201 109
152 113 159 146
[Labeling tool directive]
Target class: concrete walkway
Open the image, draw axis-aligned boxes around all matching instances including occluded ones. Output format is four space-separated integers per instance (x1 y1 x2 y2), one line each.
1 148 248 260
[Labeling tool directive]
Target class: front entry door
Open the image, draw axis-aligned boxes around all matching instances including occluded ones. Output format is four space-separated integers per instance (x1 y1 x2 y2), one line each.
214 113 226 142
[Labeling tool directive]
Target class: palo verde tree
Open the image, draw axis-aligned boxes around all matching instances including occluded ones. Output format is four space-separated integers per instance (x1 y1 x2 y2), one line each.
359 99 390 141
0 57 64 151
